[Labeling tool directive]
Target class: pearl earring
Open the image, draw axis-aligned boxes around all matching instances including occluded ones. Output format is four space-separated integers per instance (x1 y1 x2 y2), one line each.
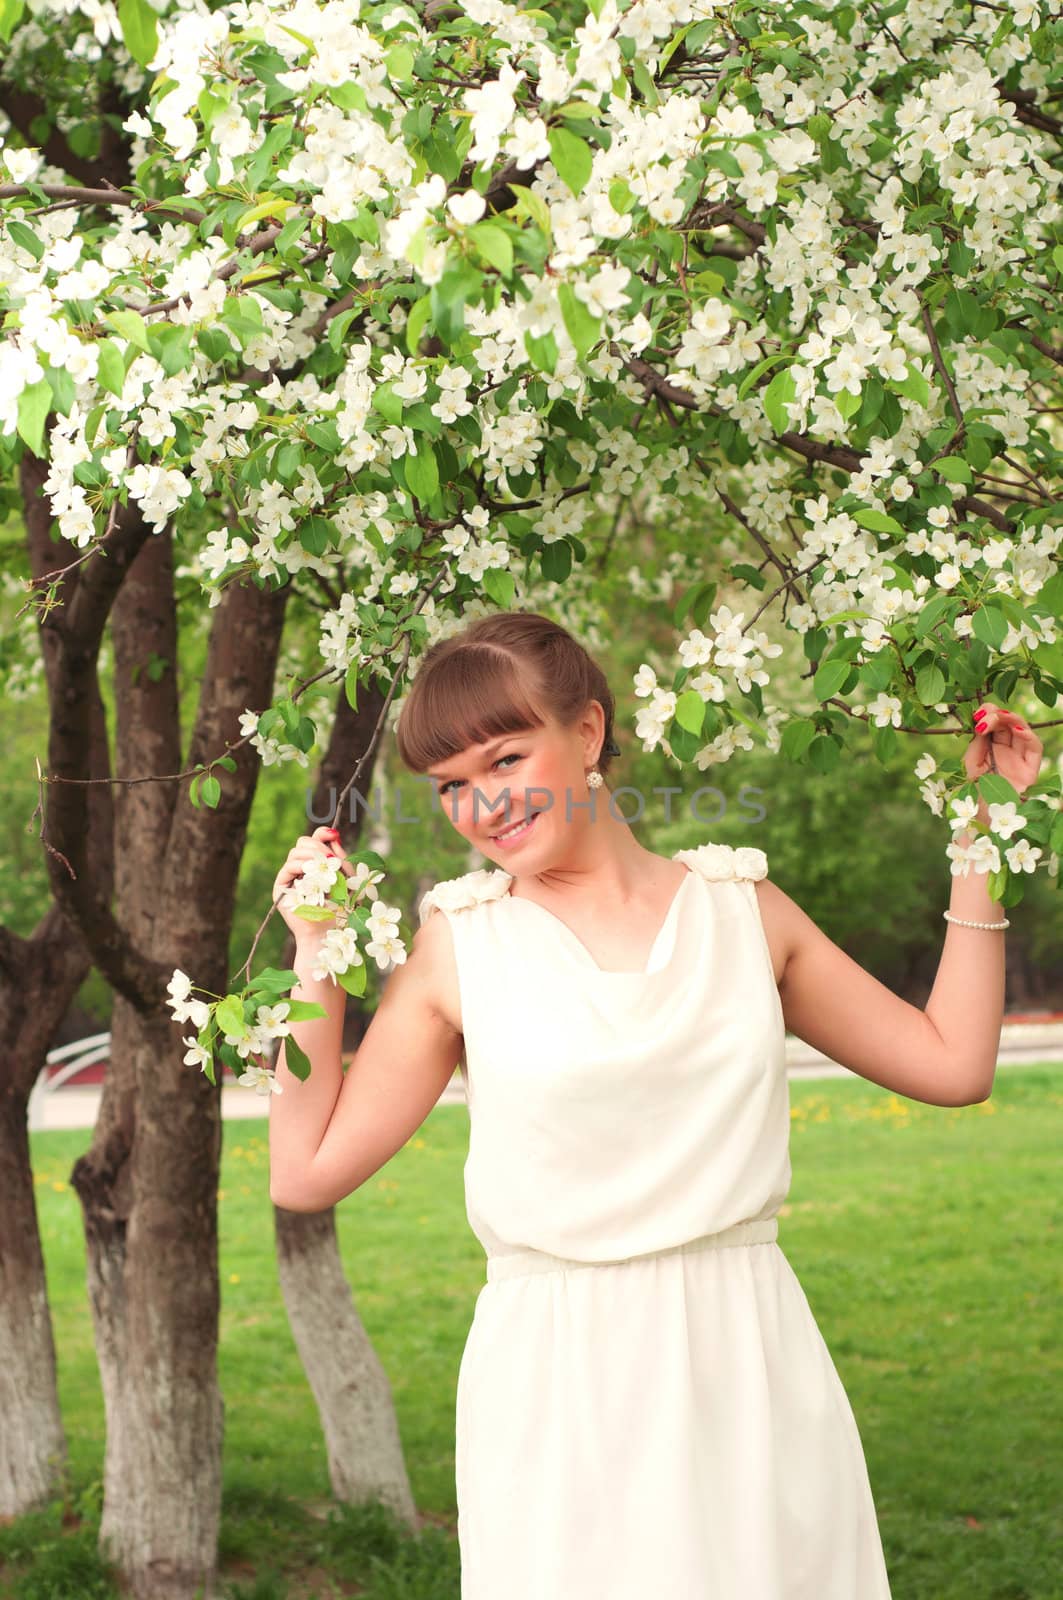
587 766 604 790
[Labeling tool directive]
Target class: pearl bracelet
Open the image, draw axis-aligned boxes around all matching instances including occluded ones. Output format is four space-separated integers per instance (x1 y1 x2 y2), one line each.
943 910 1010 931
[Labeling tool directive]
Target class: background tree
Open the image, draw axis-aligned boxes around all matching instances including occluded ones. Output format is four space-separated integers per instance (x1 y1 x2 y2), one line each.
2 0 1062 1595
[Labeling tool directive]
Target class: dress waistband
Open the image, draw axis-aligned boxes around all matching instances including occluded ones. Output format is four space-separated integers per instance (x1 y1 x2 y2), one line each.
485 1217 778 1284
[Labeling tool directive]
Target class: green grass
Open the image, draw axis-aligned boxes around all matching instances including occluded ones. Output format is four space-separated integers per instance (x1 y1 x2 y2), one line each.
5 1066 1062 1599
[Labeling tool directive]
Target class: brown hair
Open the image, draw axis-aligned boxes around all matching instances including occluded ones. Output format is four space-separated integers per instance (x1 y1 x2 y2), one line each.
394 610 619 782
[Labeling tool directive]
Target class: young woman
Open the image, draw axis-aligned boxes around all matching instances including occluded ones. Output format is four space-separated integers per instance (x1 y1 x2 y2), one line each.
267 610 1044 1599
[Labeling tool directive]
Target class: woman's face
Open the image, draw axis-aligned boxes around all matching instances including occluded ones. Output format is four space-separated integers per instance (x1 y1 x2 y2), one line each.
426 706 603 868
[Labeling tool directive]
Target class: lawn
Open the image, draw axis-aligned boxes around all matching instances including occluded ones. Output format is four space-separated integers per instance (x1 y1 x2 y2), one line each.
4 1066 1061 1599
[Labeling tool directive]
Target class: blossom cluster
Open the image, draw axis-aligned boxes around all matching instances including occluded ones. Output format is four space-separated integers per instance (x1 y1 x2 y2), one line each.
0 0 1060 914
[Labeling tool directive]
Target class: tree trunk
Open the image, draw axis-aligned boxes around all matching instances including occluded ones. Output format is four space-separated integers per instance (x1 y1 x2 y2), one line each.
74 1004 226 1600
0 459 118 1516
0 1081 68 1516
271 682 416 1528
274 1202 418 1527
39 504 290 1596
0 903 103 1518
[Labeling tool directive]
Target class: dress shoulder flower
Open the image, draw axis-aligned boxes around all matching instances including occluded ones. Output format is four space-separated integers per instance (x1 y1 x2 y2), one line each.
674 841 769 882
418 867 512 925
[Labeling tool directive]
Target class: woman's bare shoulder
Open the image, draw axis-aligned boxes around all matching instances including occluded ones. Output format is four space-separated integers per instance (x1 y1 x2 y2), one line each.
406 904 463 1035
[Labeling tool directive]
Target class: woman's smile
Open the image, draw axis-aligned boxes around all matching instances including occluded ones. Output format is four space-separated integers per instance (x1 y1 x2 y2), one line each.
492 811 541 847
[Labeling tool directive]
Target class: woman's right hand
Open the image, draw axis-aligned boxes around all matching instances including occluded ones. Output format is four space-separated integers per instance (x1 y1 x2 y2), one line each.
272 827 350 943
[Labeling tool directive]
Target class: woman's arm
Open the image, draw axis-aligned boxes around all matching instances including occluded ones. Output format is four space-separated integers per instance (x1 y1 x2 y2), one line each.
921 826 1006 1099
765 702 1043 1108
765 830 1004 1110
268 912 464 1213
267 934 348 1198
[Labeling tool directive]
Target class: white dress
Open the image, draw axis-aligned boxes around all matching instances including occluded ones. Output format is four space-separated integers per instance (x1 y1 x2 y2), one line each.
419 840 893 1599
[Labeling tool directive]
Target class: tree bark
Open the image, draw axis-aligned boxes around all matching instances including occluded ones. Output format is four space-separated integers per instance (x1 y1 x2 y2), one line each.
271 682 418 1529
27 449 289 1597
0 460 120 1517
0 1080 69 1517
274 1202 418 1526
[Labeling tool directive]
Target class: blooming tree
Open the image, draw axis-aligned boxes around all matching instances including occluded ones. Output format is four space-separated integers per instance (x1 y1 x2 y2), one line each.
2 0 1063 1575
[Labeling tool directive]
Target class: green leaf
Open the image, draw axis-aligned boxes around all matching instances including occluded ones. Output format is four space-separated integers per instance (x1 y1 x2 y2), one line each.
1032 571 1063 620
0 0 25 40
7 218 43 260
780 717 817 761
276 211 310 256
96 339 128 400
405 444 440 502
17 379 52 457
372 383 404 425
540 538 572 582
813 658 852 700
468 221 513 275
507 183 552 238
853 508 904 535
201 774 221 808
915 663 946 705
405 295 432 357
912 593 952 638
688 580 718 630
284 1035 312 1082
216 995 248 1038
247 967 299 993
834 386 862 419
872 723 899 762
299 517 332 557
385 41 415 82
935 455 973 484
105 308 151 354
483 569 516 609
978 772 1021 806
807 733 842 773
284 1000 328 1022
608 178 636 215
971 606 1008 650
345 662 360 711
429 264 481 347
337 964 368 998
43 361 74 418
523 327 558 375
675 689 706 736
117 0 158 67
889 366 930 407
730 563 766 590
558 281 600 360
326 307 360 355
548 125 594 196
737 350 791 403
762 366 796 433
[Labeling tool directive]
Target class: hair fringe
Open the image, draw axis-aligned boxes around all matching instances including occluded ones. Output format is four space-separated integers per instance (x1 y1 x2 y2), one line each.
393 610 619 781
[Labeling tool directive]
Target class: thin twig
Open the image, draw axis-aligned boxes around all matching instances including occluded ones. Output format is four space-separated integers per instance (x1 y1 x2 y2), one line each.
227 561 454 991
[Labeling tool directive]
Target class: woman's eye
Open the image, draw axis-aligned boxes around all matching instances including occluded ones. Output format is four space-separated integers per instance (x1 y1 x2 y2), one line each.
439 752 520 798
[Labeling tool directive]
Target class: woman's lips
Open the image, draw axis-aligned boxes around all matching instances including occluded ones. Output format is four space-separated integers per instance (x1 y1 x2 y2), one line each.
492 811 540 848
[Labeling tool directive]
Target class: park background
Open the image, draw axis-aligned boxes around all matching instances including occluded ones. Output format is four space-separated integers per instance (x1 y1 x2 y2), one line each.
2 0 1062 1593
4 589 1062 1599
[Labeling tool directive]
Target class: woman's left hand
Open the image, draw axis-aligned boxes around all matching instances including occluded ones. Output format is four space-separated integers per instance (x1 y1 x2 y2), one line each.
963 703 1045 827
